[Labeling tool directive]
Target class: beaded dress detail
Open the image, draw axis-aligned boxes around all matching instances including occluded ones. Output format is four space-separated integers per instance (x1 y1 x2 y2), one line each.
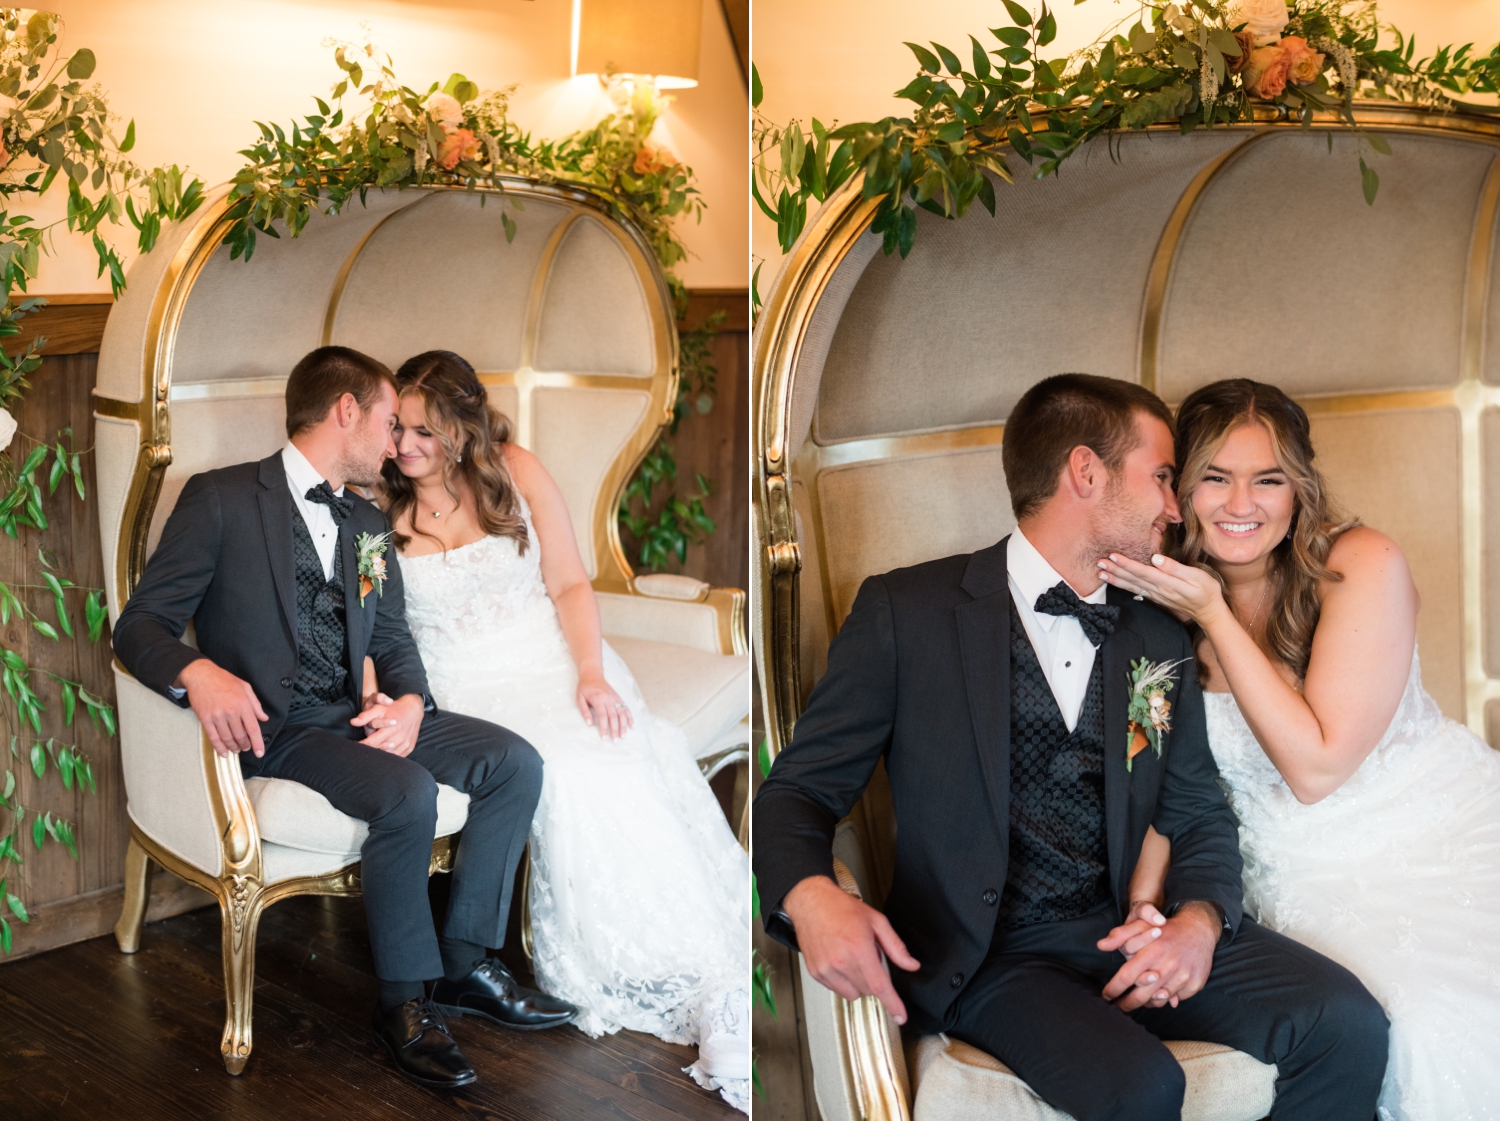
401 498 749 1112
1205 650 1500 1121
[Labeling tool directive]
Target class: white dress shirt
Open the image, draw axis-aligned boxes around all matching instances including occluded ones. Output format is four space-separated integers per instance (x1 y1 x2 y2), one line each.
282 443 343 580
1007 527 1109 732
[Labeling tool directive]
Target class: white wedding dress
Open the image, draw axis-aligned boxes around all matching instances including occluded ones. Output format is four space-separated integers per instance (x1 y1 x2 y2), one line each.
399 500 750 1113
1205 650 1500 1121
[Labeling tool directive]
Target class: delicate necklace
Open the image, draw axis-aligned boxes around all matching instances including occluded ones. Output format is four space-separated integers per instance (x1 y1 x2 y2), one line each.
1237 580 1271 631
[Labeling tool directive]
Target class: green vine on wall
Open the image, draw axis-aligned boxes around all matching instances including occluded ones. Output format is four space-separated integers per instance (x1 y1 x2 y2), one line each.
0 9 192 953
618 311 723 571
752 0 1500 270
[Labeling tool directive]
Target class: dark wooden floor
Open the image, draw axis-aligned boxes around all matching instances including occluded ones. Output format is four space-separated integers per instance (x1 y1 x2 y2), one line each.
0 883 740 1121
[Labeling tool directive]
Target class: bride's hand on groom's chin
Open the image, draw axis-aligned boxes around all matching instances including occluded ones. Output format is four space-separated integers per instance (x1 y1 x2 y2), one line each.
1098 553 1224 627
785 875 921 1025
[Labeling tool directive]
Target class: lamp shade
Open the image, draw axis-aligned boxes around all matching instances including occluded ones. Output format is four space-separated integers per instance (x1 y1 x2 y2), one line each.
574 0 703 88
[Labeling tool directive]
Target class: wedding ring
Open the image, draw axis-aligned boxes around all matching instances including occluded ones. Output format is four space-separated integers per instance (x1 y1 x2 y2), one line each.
613 703 626 710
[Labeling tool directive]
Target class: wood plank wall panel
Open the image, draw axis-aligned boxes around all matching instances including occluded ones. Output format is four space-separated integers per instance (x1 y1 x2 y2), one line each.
3 349 211 962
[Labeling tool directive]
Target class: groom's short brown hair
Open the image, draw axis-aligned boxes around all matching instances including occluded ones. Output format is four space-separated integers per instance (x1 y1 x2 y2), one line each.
284 346 397 437
1003 373 1175 519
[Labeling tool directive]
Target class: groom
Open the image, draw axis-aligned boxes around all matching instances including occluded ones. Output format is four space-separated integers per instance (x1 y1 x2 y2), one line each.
114 345 577 1090
753 374 1389 1120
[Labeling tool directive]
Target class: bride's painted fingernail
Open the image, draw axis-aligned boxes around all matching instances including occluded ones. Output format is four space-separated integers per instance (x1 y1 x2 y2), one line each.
1152 554 1165 566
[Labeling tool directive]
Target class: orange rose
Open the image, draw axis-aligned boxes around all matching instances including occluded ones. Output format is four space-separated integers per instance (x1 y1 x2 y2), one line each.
1226 29 1256 74
1279 35 1325 85
437 127 481 171
1244 44 1293 98
632 143 677 176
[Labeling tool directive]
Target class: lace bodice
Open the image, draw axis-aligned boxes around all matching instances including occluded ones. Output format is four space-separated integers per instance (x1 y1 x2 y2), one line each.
1204 649 1442 816
399 502 554 646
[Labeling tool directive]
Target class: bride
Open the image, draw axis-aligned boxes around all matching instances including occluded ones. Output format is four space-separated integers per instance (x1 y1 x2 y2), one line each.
374 349 749 1112
1098 378 1500 1121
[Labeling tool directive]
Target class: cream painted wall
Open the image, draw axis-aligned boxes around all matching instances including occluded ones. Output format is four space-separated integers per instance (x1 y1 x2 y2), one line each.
753 0 1500 275
31 0 746 292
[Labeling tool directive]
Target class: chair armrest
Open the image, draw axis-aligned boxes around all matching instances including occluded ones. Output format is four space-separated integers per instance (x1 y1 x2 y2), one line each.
796 885 914 1121
114 660 262 882
596 584 747 656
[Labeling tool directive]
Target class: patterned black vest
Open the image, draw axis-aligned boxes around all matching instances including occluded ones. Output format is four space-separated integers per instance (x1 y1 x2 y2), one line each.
288 511 349 712
997 596 1111 929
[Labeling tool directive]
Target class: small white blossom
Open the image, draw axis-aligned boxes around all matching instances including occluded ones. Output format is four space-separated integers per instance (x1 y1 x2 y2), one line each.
0 408 15 452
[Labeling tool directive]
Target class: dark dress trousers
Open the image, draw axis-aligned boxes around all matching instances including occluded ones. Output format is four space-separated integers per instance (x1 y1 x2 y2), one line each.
752 536 1389 1121
114 452 543 983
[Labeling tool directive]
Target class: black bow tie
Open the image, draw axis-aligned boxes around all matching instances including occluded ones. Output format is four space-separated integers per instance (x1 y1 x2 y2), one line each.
305 481 353 526
1034 581 1120 648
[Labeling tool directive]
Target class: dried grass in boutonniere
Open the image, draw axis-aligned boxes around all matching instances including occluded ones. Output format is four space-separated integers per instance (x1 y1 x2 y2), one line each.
1127 657 1190 771
355 531 391 607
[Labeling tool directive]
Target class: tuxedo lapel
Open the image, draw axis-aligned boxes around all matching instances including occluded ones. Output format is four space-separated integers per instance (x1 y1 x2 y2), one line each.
340 523 368 683
255 455 298 641
956 539 1013 841
1102 590 1145 900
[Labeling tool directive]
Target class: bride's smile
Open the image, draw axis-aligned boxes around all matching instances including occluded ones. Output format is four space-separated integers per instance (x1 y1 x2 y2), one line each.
1188 423 1294 569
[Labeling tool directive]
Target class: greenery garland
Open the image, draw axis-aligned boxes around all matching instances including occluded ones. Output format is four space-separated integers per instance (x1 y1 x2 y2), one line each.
752 0 1500 273
224 40 703 300
0 8 200 953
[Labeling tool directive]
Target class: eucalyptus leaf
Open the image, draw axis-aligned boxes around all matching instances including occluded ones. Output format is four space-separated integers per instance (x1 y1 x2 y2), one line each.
66 48 95 80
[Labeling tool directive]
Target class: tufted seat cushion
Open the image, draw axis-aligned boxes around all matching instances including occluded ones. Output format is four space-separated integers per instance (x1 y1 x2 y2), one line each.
608 636 750 757
244 776 471 857
909 1034 1276 1121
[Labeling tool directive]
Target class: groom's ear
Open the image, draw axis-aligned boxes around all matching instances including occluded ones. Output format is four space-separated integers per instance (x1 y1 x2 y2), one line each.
1064 444 1105 499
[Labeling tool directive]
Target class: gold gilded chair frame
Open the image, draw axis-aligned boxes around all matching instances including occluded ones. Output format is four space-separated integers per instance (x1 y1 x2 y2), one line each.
98 178 738 1075
753 103 1500 1121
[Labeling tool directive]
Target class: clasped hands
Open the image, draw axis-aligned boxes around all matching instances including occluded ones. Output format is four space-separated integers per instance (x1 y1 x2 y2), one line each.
177 658 424 758
1096 899 1221 1011
785 874 1219 1023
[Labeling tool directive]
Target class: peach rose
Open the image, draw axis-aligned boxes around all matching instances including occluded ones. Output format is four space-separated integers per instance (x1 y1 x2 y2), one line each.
437 127 481 170
1244 44 1293 98
1226 29 1256 74
632 144 677 176
1279 35 1325 85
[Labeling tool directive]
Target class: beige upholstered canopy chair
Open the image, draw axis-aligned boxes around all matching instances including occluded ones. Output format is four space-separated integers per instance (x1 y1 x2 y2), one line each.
96 178 748 1074
754 103 1500 1121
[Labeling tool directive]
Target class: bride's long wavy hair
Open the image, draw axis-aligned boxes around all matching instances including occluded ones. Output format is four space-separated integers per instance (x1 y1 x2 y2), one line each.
381 350 529 555
1167 379 1358 680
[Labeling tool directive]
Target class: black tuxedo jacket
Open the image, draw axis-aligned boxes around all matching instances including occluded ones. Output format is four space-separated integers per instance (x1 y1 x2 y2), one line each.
752 535 1244 1033
113 452 429 744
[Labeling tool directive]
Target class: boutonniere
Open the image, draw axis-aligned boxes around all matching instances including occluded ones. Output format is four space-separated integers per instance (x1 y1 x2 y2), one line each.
355 531 391 607
1126 657 1189 771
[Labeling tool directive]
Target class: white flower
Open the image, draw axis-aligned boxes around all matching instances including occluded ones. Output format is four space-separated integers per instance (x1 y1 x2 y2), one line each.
0 408 16 451
1233 0 1290 45
425 92 463 129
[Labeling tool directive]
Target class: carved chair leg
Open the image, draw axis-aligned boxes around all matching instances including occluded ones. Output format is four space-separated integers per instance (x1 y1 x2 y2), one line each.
218 877 265 1075
114 837 152 953
520 846 534 961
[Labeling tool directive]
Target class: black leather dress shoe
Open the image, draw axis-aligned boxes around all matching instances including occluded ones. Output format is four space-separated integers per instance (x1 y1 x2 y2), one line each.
374 997 477 1089
432 958 579 1030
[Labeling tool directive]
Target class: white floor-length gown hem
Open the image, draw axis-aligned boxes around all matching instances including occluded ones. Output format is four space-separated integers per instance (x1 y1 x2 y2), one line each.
401 499 750 1114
